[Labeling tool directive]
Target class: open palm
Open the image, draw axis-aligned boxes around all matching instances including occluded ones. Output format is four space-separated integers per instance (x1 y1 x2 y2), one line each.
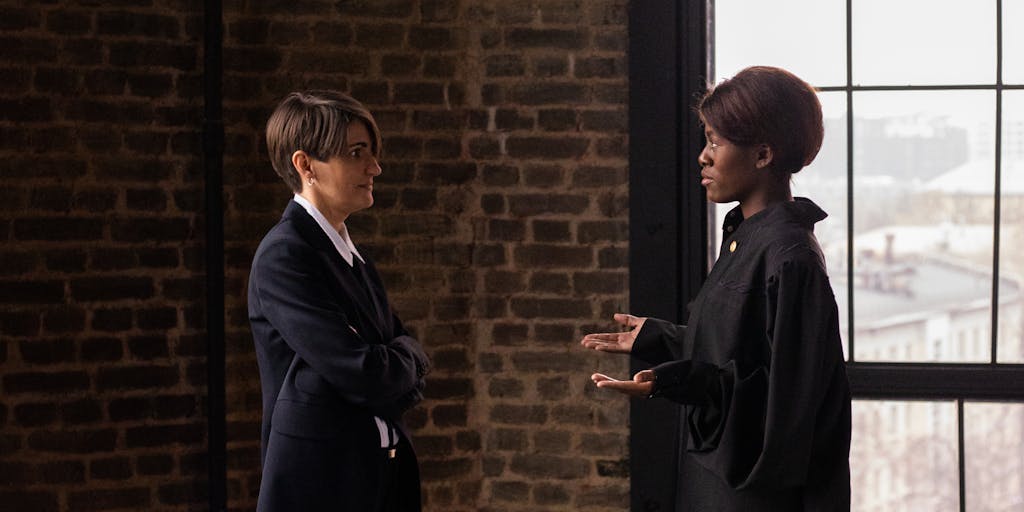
580 313 646 354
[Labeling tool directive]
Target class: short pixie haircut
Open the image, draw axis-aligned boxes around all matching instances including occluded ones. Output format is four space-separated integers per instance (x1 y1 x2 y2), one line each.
698 66 823 174
265 90 382 192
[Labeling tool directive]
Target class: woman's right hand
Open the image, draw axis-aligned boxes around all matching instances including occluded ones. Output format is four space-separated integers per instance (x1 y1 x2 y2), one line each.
580 313 647 354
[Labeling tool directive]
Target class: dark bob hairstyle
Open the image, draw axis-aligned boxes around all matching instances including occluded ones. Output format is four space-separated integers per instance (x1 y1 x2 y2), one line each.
697 66 823 174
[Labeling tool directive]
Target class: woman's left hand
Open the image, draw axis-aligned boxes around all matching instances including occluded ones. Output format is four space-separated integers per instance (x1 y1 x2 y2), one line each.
591 370 655 397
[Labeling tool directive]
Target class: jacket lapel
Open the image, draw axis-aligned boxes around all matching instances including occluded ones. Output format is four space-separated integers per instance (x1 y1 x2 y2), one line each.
283 201 385 341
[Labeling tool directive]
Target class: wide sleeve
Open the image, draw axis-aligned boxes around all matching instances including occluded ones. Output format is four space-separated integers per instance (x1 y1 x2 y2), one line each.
252 240 427 410
650 257 846 491
631 317 688 364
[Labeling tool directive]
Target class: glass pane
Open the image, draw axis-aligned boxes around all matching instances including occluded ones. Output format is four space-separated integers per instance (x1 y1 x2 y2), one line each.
852 91 996 362
792 92 849 358
999 91 1024 362
1005 0 1024 85
853 0 995 85
851 400 959 511
964 402 1024 510
714 0 845 87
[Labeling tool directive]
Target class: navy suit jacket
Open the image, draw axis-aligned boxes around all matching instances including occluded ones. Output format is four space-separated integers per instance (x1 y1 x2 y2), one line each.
248 200 428 511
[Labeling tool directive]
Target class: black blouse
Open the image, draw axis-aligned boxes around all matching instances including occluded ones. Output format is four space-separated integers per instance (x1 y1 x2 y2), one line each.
632 198 851 511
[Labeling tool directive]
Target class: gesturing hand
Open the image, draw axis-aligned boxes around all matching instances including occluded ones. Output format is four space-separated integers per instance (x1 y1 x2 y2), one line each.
591 370 655 397
580 313 647 354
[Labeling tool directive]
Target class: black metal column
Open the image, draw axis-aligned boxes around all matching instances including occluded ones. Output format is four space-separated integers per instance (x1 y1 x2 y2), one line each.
628 1 709 510
203 0 226 510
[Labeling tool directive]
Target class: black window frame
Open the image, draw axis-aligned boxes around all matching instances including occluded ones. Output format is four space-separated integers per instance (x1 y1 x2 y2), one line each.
628 1 1024 510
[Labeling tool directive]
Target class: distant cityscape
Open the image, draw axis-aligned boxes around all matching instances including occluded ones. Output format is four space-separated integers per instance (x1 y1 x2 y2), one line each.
792 112 1024 511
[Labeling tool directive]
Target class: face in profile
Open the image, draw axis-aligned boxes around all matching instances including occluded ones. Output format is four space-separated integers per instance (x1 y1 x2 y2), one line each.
309 120 382 218
698 124 763 205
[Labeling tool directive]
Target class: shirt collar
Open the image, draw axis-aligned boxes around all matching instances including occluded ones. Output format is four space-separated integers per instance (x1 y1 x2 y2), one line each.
721 197 827 248
292 194 364 267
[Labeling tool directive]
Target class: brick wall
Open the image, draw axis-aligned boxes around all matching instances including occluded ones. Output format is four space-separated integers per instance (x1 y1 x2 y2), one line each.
2 1 629 510
0 1 208 510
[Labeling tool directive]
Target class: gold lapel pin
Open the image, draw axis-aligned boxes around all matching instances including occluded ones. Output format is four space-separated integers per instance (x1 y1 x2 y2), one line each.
729 240 737 253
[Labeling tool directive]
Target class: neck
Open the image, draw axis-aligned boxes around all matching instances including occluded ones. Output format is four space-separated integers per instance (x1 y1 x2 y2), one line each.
739 178 792 219
299 191 349 231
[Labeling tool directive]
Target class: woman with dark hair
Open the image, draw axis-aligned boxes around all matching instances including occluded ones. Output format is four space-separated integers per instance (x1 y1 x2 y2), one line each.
249 90 429 511
582 66 851 511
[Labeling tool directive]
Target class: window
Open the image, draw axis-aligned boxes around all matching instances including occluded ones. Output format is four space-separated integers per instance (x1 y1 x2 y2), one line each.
712 0 1024 510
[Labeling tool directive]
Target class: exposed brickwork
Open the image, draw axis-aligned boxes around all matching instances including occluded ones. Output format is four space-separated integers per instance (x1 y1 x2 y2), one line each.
2 0 629 510
0 0 208 510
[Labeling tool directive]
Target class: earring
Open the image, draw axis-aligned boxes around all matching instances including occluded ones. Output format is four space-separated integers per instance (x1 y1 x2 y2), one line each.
307 176 315 186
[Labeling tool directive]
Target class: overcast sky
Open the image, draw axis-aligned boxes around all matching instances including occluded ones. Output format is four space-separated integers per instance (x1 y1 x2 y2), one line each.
713 0 1023 122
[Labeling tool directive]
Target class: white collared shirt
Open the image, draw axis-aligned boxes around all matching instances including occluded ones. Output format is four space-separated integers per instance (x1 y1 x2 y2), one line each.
292 194 364 267
292 195 397 450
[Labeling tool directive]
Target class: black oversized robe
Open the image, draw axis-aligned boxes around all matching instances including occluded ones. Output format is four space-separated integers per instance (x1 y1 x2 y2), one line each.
633 198 851 511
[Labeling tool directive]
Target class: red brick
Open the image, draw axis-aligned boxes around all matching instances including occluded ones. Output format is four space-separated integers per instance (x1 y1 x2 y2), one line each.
491 322 528 346
513 244 592 268
431 404 467 427
0 249 39 276
12 218 103 241
424 378 474 400
19 339 75 364
4 371 90 394
42 306 87 333
28 429 118 454
38 459 86 483
0 67 31 94
424 56 454 78
125 423 204 447
68 488 151 512
534 482 572 505
408 26 456 50
394 82 446 105
507 136 589 159
14 402 58 427
62 37 104 66
109 41 197 69
128 335 170 359
158 478 208 505
80 337 123 362
543 0 589 21
28 186 72 211
511 351 588 372
491 480 529 502
419 456 472 481
510 453 589 479
61 399 103 425
137 454 174 476
338 0 414 18
0 6 41 30
111 218 192 242
506 28 585 50
509 194 589 216
90 456 133 480
574 270 628 294
490 404 547 425
97 11 180 38
0 461 35 485
34 67 82 96
97 364 179 391
0 311 41 337
0 491 58 512
72 277 154 302
488 378 524 398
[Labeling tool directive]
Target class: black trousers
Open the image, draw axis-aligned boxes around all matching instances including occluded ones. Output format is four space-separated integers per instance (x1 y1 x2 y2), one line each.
378 437 422 512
